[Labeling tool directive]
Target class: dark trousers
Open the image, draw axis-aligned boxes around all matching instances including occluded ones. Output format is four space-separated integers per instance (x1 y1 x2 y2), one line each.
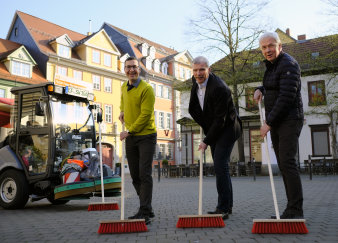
270 119 303 214
125 133 157 215
210 130 235 212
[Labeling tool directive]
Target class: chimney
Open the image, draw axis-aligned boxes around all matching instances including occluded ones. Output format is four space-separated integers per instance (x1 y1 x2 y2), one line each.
298 34 306 41
87 19 92 36
286 28 290 36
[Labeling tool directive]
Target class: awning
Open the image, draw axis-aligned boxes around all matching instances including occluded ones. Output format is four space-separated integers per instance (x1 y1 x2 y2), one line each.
0 98 14 128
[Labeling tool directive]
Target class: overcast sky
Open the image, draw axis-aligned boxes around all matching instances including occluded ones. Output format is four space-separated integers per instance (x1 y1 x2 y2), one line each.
1 0 336 64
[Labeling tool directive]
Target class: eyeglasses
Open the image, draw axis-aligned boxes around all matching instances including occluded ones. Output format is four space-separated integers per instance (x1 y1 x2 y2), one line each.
125 65 139 70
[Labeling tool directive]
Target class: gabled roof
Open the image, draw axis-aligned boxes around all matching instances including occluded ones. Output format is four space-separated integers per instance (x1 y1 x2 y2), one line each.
106 23 178 56
104 23 184 79
74 29 121 56
0 38 47 84
0 38 21 60
8 11 86 59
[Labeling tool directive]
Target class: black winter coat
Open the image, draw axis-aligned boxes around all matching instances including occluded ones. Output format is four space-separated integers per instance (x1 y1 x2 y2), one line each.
189 73 242 146
258 52 304 127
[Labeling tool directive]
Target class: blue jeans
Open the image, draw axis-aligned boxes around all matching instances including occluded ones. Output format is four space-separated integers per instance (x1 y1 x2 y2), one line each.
210 130 235 212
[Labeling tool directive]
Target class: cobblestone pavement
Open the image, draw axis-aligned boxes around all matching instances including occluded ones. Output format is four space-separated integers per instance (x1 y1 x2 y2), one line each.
1 174 337 243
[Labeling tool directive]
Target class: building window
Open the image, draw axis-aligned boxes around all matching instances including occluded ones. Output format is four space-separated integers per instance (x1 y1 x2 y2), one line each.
186 69 191 79
15 27 18 36
57 66 67 76
167 143 173 160
104 53 111 67
73 70 82 80
310 125 330 156
245 87 258 110
161 62 168 75
104 77 112 93
105 105 112 123
159 144 165 160
166 113 172 129
150 83 156 93
145 56 152 70
93 103 101 122
157 85 163 98
180 67 185 79
153 59 160 72
0 88 5 98
59 45 70 58
92 49 100 64
159 112 164 129
140 43 149 56
308 80 326 106
12 61 30 77
92 75 100 90
149 46 156 59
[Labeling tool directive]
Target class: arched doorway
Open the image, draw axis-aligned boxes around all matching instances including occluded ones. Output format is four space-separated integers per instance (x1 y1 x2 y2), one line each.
96 143 113 169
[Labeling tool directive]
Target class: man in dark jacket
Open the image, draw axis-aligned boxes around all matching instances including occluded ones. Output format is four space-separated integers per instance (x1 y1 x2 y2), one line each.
189 56 242 219
254 32 304 219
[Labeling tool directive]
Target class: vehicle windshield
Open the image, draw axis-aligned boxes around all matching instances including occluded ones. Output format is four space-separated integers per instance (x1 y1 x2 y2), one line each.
50 95 95 170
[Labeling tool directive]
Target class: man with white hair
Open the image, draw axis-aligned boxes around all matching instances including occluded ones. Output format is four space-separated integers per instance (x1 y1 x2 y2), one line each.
189 56 242 220
254 32 304 219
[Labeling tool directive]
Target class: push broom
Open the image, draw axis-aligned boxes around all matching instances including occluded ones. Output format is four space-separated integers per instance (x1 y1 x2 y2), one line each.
176 127 225 228
251 102 308 234
88 110 119 211
98 123 148 233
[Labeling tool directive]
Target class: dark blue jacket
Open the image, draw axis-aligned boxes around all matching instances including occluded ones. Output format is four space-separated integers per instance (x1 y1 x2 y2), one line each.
257 52 304 126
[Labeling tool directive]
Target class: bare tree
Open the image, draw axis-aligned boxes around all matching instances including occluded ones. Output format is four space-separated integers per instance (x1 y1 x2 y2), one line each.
187 0 270 161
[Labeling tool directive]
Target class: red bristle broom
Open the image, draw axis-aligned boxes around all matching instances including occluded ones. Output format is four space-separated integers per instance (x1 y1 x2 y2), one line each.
88 110 119 211
177 127 225 228
252 102 308 234
98 123 147 234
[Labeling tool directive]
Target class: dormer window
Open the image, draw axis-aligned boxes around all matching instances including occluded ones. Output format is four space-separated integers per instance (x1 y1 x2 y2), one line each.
12 61 30 78
161 62 168 75
149 46 156 59
140 43 149 56
59 45 71 58
144 56 152 70
153 59 160 72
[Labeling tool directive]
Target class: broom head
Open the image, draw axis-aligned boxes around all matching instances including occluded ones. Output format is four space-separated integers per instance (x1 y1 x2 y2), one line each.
98 219 148 234
88 202 119 211
177 214 225 228
252 219 308 234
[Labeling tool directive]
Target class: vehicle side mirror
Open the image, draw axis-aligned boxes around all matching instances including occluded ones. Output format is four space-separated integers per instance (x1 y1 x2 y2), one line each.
35 101 45 116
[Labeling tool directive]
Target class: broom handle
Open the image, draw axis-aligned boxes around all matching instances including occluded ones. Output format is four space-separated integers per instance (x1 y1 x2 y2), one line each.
198 127 203 215
99 120 105 203
121 123 125 220
258 102 280 219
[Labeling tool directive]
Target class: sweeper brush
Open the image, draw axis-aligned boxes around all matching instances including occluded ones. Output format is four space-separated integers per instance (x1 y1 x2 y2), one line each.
176 127 225 228
251 102 308 234
98 124 147 234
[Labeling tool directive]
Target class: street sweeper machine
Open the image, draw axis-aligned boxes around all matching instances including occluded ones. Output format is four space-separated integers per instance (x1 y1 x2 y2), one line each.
0 82 121 209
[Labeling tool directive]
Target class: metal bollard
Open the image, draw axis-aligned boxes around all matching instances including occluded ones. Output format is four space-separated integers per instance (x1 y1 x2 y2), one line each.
158 162 161 182
309 155 312 180
252 158 256 181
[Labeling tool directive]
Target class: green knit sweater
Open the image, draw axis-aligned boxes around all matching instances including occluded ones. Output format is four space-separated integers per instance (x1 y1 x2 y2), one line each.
120 80 157 135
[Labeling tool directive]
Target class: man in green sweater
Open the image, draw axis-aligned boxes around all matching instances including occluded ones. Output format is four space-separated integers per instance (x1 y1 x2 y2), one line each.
119 56 157 224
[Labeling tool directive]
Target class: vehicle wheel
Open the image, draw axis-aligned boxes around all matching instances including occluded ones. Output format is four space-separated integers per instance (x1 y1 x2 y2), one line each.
0 169 29 209
47 195 69 205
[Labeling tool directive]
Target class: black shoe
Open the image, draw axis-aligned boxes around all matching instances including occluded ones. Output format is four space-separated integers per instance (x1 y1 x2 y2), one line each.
271 212 304 219
207 208 229 220
149 211 155 218
128 212 151 225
